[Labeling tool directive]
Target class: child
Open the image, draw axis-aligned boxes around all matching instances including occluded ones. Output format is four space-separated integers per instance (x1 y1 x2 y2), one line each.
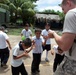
0 26 11 67
11 38 32 75
31 29 46 74
21 23 32 39
41 23 52 62
51 45 65 72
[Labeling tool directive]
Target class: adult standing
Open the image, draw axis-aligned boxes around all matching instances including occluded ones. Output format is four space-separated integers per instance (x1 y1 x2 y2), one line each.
49 0 76 75
0 26 11 67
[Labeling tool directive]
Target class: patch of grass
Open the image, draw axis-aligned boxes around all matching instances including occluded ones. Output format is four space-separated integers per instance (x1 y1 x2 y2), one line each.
7 27 35 36
7 27 62 36
7 28 23 35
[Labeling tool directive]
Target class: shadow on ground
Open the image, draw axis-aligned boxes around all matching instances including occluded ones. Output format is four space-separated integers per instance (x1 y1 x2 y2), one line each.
41 60 50 66
0 67 10 74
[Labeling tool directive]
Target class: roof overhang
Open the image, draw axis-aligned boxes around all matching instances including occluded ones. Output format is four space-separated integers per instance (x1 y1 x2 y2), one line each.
35 13 60 20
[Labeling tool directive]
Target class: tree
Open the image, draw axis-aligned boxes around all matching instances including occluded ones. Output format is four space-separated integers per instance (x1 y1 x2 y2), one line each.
0 0 37 24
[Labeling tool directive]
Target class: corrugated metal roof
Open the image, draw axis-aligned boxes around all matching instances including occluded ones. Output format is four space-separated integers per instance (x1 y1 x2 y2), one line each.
35 13 60 20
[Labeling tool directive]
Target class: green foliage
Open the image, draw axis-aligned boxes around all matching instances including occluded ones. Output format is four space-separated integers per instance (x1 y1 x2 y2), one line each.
22 8 35 17
0 0 37 24
9 3 16 11
0 3 9 10
7 28 23 35
40 9 58 14
21 1 33 9
16 19 23 24
17 7 22 15
58 12 65 20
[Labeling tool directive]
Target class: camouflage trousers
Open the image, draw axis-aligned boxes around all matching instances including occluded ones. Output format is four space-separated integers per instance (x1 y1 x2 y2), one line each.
54 56 76 75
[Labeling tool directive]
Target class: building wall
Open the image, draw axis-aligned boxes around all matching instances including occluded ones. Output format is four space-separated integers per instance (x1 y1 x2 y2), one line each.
6 11 10 23
0 12 5 25
0 8 10 26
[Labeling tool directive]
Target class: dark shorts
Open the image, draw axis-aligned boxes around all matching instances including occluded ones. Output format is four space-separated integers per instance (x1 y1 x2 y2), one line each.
42 44 51 51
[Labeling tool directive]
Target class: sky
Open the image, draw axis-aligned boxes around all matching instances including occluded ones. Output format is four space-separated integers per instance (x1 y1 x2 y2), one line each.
34 0 62 12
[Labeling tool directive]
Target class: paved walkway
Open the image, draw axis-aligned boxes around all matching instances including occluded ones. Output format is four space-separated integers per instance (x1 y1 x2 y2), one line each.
0 35 57 75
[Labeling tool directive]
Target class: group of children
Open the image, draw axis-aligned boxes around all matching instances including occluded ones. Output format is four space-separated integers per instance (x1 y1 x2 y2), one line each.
11 23 52 75
0 23 65 75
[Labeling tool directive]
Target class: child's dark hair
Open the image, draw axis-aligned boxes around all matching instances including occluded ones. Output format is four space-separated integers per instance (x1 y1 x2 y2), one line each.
22 38 32 47
35 29 42 33
25 23 29 27
0 26 5 30
45 22 51 27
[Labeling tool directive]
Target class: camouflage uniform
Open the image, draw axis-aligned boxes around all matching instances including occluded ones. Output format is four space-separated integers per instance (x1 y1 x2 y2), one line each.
54 56 76 75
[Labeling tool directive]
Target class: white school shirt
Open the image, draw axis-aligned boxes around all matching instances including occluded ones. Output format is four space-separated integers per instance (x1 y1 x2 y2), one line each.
0 31 9 49
41 29 51 44
21 29 32 38
11 43 25 67
32 36 44 53
53 45 64 55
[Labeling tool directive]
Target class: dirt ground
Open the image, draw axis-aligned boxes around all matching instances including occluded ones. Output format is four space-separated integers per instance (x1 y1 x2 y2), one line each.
9 35 21 47
0 35 56 75
9 35 56 47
